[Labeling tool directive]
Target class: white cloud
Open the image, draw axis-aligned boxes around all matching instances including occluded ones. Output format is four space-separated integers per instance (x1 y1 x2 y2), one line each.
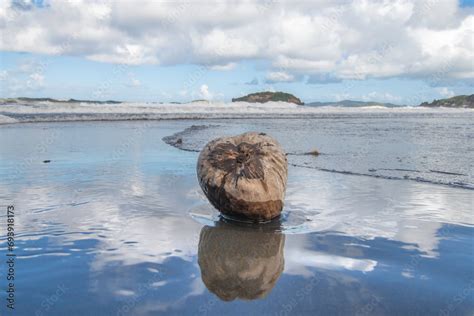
0 70 7 80
26 72 45 89
126 77 141 88
1 60 47 94
333 93 351 102
198 84 212 100
266 71 295 83
245 77 259 85
266 85 276 93
361 91 402 103
0 0 473 83
437 87 455 98
130 78 140 87
209 62 237 71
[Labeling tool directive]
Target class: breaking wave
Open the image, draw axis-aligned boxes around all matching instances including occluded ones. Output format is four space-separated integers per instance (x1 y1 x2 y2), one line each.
1 100 472 124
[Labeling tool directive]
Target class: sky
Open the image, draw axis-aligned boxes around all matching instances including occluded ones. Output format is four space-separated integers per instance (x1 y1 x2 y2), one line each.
0 0 473 105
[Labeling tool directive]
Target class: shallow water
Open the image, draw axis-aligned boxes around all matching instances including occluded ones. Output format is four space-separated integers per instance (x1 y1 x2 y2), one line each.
164 113 474 190
0 119 473 315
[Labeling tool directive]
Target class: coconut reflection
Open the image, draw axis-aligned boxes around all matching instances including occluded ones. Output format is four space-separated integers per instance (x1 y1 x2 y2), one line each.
198 220 285 301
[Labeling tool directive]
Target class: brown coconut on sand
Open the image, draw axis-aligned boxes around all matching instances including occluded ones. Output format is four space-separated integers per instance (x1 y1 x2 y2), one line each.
197 132 288 221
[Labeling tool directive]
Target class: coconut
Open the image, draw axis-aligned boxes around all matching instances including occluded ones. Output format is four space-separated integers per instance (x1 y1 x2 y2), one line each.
197 132 287 221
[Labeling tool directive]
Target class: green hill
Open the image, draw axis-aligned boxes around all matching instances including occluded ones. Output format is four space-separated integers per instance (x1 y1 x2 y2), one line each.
232 91 304 105
0 97 122 105
419 95 474 108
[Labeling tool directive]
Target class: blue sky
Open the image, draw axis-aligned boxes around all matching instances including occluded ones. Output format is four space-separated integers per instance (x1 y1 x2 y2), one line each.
1 0 473 104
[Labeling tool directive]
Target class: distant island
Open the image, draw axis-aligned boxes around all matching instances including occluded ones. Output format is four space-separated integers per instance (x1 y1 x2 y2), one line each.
305 100 403 108
232 92 304 105
0 97 122 105
419 95 474 108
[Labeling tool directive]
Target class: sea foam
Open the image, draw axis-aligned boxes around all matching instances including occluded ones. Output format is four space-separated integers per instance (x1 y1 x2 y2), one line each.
1 100 472 124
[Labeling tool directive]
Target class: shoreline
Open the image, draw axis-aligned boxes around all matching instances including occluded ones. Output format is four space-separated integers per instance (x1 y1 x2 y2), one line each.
162 122 474 191
2 107 474 125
